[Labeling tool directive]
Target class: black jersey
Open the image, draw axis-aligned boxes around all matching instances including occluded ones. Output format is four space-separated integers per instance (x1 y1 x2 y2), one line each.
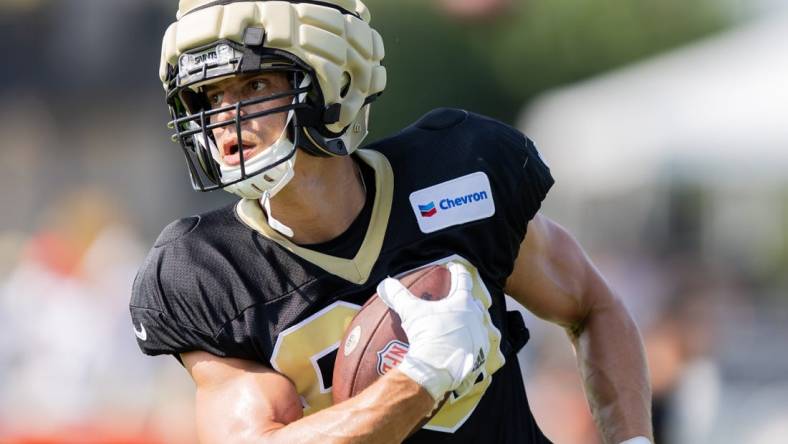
130 108 554 443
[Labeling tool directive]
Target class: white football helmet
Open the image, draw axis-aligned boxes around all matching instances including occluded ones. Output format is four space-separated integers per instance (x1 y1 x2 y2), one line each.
160 0 387 199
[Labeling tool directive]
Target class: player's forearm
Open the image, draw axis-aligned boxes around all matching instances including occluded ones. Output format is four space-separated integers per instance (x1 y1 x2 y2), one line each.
569 277 653 444
262 369 434 444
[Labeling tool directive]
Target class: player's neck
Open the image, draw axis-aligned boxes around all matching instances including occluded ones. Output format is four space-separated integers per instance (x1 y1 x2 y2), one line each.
267 154 366 245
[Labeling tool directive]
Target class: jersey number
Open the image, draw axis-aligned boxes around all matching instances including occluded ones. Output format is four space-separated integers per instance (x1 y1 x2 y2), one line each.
269 257 505 433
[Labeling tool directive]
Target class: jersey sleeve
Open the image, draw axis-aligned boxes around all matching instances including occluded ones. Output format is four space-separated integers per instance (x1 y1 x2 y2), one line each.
129 258 218 359
406 109 554 282
419 109 553 234
477 117 553 282
468 112 553 239
129 217 247 361
509 135 554 235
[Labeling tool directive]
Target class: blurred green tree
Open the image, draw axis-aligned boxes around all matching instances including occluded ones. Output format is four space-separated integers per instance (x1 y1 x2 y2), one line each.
365 0 731 140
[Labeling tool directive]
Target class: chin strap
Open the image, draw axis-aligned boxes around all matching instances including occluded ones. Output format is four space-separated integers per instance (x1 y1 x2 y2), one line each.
261 190 295 238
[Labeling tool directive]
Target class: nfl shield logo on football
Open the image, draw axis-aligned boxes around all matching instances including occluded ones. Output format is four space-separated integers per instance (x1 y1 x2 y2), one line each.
376 340 410 375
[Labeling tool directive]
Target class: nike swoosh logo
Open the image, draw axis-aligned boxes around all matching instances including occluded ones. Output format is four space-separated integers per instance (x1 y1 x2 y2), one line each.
134 322 147 341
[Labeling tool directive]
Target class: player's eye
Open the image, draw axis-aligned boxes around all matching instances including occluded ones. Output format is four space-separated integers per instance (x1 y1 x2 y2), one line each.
249 79 267 93
207 91 223 107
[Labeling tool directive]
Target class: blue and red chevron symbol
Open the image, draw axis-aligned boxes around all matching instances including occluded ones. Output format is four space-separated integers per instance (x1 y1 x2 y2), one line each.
418 202 437 217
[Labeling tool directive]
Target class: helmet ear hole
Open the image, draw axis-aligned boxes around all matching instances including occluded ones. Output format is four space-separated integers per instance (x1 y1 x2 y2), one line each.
340 72 351 98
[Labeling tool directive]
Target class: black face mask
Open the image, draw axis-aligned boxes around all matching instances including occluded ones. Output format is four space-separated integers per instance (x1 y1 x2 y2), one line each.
166 37 323 191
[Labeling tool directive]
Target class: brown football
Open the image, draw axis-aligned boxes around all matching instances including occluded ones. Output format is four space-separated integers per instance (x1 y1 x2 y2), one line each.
332 264 452 406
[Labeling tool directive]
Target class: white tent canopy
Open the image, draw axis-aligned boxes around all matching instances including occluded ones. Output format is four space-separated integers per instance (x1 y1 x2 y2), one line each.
519 12 788 196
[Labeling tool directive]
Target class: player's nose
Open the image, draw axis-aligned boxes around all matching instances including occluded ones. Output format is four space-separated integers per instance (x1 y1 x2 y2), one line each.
215 90 246 122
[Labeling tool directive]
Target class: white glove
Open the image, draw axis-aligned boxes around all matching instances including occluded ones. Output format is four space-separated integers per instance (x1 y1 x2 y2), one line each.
619 437 652 444
376 262 490 403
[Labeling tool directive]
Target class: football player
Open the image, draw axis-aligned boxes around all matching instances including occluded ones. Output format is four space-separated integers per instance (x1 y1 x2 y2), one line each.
130 1 653 443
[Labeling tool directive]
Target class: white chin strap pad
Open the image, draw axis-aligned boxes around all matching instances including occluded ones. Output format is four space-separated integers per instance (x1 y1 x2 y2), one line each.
190 117 297 200
224 148 297 200
215 109 297 198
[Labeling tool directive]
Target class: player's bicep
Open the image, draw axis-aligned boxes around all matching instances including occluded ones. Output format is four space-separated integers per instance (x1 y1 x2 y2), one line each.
504 213 595 329
181 351 303 443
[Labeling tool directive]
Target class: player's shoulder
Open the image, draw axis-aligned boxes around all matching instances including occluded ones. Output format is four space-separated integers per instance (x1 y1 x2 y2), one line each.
156 202 244 248
369 108 534 165
411 107 473 131
129 202 257 356
378 107 525 139
129 203 240 311
367 108 553 235
412 107 522 136
366 108 546 188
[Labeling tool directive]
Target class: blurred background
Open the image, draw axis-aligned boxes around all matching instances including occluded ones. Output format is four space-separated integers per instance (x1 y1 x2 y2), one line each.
1 0 786 442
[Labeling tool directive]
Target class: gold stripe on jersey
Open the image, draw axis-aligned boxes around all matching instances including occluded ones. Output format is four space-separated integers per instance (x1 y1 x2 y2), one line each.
236 149 393 284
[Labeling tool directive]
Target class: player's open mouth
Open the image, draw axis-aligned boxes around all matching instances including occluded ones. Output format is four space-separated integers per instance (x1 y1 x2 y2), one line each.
222 139 259 166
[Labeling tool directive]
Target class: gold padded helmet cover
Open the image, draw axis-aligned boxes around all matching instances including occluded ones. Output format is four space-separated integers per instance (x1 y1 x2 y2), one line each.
160 0 386 136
